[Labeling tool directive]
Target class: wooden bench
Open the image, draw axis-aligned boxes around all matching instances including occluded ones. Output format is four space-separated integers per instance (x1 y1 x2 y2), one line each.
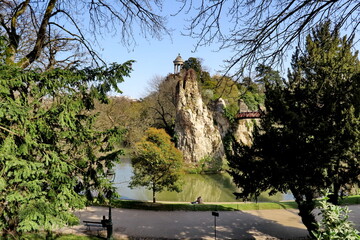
83 220 106 234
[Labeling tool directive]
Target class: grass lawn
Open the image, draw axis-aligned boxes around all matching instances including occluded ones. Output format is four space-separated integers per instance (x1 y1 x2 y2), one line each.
109 199 315 211
340 195 360 205
110 195 360 212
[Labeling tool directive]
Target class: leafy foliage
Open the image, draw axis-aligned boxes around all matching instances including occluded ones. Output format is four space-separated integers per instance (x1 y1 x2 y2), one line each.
0 53 133 235
129 128 184 203
183 57 211 84
226 22 360 235
142 76 178 138
313 194 360 240
241 91 264 111
93 96 147 149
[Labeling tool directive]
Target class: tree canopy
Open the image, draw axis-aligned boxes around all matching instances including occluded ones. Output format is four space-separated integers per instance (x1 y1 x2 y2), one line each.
0 35 133 235
129 128 183 203
226 22 360 236
142 76 178 138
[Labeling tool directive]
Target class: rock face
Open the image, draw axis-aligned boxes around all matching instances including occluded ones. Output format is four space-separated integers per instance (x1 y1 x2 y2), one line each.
233 119 258 146
209 98 231 138
174 70 225 163
174 70 259 164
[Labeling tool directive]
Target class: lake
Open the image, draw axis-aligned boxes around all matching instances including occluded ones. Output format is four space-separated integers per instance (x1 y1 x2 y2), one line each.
113 158 293 202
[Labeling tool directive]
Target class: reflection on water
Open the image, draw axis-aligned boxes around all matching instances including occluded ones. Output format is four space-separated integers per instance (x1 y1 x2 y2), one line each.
114 159 291 202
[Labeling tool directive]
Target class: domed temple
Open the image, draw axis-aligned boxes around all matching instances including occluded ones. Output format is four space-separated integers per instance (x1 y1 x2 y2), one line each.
173 54 184 74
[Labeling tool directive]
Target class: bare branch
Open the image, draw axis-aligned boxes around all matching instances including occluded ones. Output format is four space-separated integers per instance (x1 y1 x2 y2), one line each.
0 125 21 137
184 0 360 77
0 0 170 69
19 0 56 68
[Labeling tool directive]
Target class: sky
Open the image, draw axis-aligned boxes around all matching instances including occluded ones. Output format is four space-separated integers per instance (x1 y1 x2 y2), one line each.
95 3 233 100
92 2 360 100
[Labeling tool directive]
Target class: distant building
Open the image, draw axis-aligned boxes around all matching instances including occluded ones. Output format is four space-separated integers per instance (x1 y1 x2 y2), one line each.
173 54 184 74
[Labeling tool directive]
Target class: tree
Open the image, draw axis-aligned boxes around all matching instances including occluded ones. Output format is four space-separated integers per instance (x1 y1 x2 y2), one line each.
182 0 359 75
0 0 168 69
143 76 178 138
0 0 168 237
183 57 202 73
226 22 360 236
183 57 211 84
183 57 212 86
0 37 134 236
129 128 184 203
93 96 148 149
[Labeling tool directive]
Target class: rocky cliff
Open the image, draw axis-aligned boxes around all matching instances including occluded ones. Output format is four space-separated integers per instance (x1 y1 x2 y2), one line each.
174 70 225 163
174 70 258 164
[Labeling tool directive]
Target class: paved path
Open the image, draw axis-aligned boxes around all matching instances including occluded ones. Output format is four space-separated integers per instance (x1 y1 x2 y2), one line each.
58 205 360 240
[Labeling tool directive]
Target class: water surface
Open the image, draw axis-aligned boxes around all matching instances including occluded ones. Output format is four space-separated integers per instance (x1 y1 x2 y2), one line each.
113 158 292 202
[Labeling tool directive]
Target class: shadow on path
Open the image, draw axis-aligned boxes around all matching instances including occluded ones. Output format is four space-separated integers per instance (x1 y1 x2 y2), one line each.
66 207 310 240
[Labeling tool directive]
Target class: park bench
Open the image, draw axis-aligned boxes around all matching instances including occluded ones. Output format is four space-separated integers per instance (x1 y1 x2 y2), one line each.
83 220 106 235
83 207 113 239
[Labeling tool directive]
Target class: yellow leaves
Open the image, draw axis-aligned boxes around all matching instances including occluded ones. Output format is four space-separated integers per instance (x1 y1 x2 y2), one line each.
130 128 184 198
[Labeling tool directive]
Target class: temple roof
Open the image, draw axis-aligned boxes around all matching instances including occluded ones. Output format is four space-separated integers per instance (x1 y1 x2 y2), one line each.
173 54 184 64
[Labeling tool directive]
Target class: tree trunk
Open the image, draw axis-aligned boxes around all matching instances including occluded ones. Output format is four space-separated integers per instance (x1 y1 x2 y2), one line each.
329 184 340 205
21 0 57 69
152 182 156 203
329 159 341 205
291 189 318 237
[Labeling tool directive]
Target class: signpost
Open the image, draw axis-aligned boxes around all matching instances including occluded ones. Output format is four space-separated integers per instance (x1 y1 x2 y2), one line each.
212 211 219 240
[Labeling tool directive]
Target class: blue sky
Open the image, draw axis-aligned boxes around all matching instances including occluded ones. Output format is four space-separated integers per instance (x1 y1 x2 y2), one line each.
93 2 359 100
95 3 233 99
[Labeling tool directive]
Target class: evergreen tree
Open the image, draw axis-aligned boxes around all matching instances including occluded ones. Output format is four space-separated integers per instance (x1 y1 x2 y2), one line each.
0 37 133 236
227 22 360 236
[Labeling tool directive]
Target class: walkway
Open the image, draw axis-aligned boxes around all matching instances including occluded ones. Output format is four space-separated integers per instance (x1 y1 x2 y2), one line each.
58 205 360 240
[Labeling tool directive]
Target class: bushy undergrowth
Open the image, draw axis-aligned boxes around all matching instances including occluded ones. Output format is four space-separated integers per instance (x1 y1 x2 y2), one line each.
313 196 360 240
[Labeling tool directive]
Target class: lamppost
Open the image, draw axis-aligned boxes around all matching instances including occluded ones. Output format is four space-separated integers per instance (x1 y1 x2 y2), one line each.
103 168 116 240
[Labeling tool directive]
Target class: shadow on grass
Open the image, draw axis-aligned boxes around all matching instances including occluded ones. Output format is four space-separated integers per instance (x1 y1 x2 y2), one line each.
111 199 300 212
110 195 360 212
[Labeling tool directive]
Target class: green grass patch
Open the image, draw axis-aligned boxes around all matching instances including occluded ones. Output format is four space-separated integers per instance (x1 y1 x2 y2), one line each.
111 195 360 212
112 199 299 211
339 195 360 205
219 201 298 211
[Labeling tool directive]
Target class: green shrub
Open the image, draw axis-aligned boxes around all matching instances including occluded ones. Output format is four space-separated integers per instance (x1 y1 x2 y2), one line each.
313 195 360 240
223 104 239 123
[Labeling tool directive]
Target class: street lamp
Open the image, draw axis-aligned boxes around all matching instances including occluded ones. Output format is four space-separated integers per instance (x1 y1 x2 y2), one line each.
103 168 116 240
107 168 116 182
